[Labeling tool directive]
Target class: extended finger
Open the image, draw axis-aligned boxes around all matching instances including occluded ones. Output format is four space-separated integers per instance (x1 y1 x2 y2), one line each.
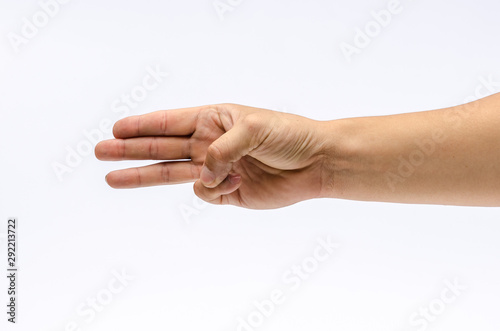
95 137 190 161
113 106 204 138
105 161 201 188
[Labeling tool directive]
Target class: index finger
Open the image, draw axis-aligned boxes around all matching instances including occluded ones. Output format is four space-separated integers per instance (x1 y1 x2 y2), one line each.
113 106 203 138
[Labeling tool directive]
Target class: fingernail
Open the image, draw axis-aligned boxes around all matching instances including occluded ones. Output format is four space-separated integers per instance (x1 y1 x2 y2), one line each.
229 174 241 185
200 166 215 185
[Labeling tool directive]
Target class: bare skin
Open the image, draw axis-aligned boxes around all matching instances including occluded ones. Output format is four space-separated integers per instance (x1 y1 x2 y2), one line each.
95 93 500 209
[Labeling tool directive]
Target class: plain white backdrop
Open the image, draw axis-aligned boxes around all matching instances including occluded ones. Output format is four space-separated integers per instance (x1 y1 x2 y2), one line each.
1 0 500 330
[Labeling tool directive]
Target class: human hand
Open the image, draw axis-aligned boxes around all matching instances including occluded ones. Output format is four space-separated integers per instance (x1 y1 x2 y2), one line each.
95 104 330 209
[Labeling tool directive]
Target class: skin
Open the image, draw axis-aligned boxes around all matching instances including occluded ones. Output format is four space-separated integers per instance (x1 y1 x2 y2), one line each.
95 93 500 209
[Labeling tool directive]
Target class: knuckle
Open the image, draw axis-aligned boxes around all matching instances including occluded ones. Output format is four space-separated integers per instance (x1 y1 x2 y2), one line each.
207 143 225 162
190 163 202 180
160 111 168 135
242 114 262 133
134 168 142 186
200 104 219 114
160 163 170 183
185 139 192 159
149 137 160 159
118 140 126 159
135 115 142 136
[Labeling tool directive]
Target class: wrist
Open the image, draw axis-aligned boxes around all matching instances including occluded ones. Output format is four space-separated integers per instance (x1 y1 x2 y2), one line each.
315 118 353 199
315 117 380 201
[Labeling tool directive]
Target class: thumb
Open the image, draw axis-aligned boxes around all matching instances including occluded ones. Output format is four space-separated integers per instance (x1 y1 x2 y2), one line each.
200 124 254 188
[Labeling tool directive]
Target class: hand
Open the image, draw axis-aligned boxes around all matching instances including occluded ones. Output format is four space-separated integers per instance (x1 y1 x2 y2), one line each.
95 104 329 209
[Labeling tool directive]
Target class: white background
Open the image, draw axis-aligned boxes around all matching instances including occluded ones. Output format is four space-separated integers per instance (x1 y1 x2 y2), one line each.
1 0 500 330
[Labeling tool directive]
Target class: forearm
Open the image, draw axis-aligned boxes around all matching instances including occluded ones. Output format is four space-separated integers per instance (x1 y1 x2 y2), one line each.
318 93 500 206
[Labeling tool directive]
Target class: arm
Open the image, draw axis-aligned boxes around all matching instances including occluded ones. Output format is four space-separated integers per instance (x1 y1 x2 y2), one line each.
318 92 500 206
95 93 500 208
